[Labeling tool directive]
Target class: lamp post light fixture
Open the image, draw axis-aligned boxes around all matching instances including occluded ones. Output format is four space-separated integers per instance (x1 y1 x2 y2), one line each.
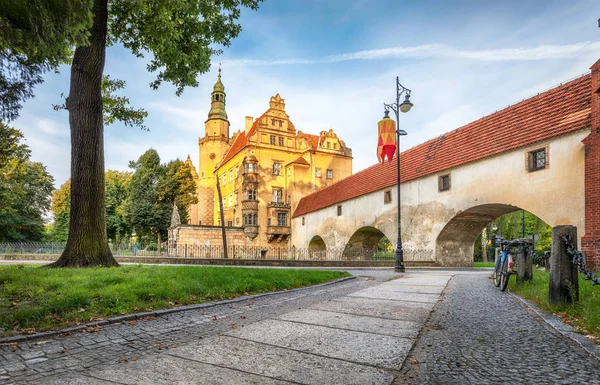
383 77 413 273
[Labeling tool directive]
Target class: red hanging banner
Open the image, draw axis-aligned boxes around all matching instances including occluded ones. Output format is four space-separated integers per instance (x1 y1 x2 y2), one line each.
377 116 397 163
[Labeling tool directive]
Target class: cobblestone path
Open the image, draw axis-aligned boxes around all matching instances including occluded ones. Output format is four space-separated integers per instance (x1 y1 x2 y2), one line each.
398 270 600 385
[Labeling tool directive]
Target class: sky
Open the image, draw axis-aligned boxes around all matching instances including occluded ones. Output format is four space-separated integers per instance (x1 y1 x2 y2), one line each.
12 0 600 187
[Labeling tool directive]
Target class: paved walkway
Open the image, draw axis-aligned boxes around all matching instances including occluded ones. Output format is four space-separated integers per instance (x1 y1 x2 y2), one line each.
1 269 599 384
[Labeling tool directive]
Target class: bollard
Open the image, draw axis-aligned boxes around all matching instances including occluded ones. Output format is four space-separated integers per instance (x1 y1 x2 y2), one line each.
549 226 579 305
516 240 533 283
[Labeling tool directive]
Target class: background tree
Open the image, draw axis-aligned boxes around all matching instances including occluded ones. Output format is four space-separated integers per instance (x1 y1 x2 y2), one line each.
0 124 54 241
123 150 197 247
1 0 262 267
105 170 132 243
50 181 71 242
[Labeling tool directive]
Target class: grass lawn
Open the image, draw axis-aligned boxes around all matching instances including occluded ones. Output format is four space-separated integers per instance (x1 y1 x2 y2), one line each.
473 262 496 268
0 265 350 337
508 269 600 342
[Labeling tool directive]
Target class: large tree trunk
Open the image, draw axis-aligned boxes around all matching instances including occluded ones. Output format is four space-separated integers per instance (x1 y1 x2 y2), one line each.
48 0 118 268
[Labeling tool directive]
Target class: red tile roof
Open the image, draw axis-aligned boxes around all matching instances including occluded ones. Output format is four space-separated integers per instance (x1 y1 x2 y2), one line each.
218 112 266 168
287 156 310 166
294 74 592 217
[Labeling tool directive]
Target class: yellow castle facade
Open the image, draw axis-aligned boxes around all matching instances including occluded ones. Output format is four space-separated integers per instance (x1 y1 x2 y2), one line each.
186 70 353 245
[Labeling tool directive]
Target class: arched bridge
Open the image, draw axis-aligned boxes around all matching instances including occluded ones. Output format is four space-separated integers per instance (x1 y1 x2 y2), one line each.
292 62 600 267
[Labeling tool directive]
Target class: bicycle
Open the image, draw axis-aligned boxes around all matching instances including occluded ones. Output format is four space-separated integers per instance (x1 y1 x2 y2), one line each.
494 240 520 291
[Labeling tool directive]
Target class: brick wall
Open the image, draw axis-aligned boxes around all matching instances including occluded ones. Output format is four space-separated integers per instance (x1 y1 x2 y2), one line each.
582 59 600 268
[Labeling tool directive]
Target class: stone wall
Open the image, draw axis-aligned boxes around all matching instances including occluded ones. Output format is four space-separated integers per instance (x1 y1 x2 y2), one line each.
168 225 250 257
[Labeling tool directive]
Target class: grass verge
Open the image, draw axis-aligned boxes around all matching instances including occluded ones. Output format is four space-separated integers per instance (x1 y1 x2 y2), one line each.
473 262 495 268
0 265 350 337
508 269 600 342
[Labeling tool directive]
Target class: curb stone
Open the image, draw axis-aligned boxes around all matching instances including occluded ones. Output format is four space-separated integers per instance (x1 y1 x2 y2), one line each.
0 276 356 344
510 292 600 361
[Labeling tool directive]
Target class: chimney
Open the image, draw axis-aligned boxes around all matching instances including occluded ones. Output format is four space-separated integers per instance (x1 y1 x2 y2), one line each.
245 116 253 134
582 58 600 269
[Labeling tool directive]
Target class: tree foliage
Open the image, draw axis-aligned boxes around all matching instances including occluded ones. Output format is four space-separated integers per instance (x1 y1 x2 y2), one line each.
0 123 54 241
123 149 197 244
50 180 71 242
0 0 93 121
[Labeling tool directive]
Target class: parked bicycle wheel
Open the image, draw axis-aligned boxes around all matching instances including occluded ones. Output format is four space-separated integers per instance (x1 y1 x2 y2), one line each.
500 258 510 291
494 257 502 287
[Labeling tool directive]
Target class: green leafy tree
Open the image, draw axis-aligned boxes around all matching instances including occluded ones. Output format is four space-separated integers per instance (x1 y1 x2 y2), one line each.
493 210 552 255
1 0 264 267
123 149 166 245
105 170 132 243
123 150 198 247
0 124 54 241
50 180 71 242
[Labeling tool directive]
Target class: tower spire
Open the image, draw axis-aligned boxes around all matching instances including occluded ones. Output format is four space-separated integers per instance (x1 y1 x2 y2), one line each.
208 65 227 121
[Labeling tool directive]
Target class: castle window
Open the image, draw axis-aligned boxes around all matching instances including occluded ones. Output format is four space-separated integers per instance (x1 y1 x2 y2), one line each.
302 217 305 226
271 119 275 126
235 217 239 225
527 147 548 172
277 212 288 226
235 166 239 178
439 174 451 192
270 135 276 145
326 142 330 149
235 191 239 205
244 163 257 173
384 189 392 204
272 188 283 203
244 189 257 201
326 169 333 179
228 193 233 207
273 162 282 175
337 205 342 216
334 143 337 150
227 221 232 227
316 168 322 177
243 214 257 226
222 173 227 185
229 169 233 181
279 120 283 127
278 137 284 146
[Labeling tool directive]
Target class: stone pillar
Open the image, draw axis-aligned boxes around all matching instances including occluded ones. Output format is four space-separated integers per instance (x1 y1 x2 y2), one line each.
549 226 579 305
516 241 533 283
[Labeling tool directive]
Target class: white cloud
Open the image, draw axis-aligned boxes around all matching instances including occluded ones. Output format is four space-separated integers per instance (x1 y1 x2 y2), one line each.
222 42 600 66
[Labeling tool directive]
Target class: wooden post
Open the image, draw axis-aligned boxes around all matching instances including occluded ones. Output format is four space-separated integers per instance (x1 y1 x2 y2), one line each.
549 226 579 305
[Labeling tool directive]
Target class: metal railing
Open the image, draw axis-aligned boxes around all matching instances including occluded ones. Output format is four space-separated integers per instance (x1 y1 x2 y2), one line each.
0 242 435 262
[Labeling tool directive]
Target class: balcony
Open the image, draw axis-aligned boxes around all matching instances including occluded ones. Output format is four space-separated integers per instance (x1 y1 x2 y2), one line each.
267 201 290 210
267 225 291 235
266 225 291 243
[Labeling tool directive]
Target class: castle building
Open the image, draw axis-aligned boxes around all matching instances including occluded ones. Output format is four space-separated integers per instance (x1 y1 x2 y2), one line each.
185 70 353 246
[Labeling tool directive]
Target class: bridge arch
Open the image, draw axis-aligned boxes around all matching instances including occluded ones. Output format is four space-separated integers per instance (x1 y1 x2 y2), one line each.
435 203 547 266
342 226 391 260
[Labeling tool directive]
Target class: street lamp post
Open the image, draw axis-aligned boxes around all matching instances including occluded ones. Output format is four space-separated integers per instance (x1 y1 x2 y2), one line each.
383 77 413 273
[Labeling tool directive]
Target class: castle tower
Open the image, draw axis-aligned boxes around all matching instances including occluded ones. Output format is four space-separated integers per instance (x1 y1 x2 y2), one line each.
196 67 231 225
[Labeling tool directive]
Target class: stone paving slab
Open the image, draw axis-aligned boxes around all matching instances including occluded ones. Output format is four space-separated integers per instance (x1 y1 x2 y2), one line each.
80 354 295 385
387 276 452 286
374 284 445 294
278 309 421 338
225 319 412 369
348 289 441 303
309 297 434 322
169 335 394 385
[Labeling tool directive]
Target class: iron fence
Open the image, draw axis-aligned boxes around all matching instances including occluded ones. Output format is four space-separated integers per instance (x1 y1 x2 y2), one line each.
0 242 435 262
